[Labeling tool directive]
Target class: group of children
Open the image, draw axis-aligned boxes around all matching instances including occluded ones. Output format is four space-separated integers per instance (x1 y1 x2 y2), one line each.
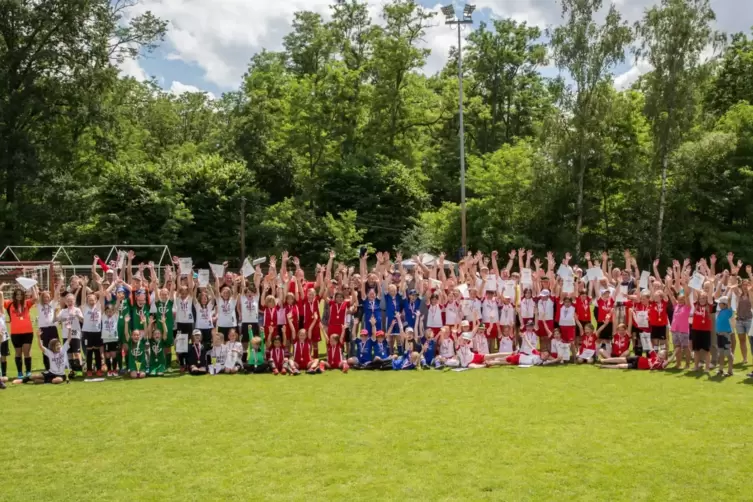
1 248 750 387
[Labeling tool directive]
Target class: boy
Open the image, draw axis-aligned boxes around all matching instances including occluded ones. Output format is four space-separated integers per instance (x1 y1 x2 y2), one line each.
715 296 734 377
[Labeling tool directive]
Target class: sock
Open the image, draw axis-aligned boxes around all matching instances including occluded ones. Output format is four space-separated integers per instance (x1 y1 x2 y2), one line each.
15 356 22 375
24 357 32 374
43 354 50 371
166 352 172 368
94 351 102 371
115 352 122 371
241 352 248 364
86 350 94 371
1 360 7 377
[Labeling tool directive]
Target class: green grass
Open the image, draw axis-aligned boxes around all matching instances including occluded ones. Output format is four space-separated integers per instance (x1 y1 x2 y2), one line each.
2 362 752 501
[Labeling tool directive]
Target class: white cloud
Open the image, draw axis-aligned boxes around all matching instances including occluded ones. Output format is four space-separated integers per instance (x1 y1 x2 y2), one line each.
169 80 216 99
117 56 149 81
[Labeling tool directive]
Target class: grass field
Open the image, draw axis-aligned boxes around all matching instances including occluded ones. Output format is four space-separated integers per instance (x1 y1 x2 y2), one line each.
2 360 752 501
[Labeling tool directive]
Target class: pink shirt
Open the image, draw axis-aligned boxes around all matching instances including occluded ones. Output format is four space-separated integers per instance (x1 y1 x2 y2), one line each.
670 304 690 334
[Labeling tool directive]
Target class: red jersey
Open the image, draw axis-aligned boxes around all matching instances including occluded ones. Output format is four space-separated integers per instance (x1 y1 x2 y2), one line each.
327 342 343 366
633 302 651 332
293 340 312 367
261 306 278 330
284 303 300 327
596 297 614 323
302 296 321 330
269 346 285 369
638 351 668 370
327 300 349 329
692 303 712 331
580 334 597 352
648 300 668 327
612 332 631 356
575 296 592 322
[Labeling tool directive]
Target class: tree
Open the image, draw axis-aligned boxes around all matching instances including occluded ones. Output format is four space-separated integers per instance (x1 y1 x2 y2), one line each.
705 30 753 117
635 0 724 257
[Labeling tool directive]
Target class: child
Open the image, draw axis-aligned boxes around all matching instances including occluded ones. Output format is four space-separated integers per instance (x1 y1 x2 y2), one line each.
519 320 539 355
208 331 227 375
322 328 349 373
36 289 60 371
244 336 269 374
498 325 516 354
0 300 6 389
126 328 147 379
714 296 734 377
101 301 120 377
434 328 459 368
348 328 373 369
186 330 208 375
291 329 318 374
472 323 490 355
371 329 393 370
81 279 104 377
151 287 176 370
268 336 288 375
599 349 674 370
667 287 691 369
457 332 518 368
147 326 167 377
224 329 244 374
392 327 423 370
57 294 84 376
558 296 577 356
604 322 631 360
632 291 652 355
26 334 70 384
649 290 669 351
549 328 571 364
576 323 598 364
422 329 437 368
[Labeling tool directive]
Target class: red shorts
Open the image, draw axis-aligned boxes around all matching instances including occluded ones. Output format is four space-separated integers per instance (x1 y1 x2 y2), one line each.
485 323 499 339
471 353 486 365
559 325 576 343
537 320 554 338
327 324 343 338
506 353 521 365
428 327 441 335
307 323 321 343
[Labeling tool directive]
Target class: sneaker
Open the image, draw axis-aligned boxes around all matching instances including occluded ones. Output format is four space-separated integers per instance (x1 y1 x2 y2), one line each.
281 368 287 375
25 371 32 378
342 363 349 374
717 369 724 377
96 370 103 377
86 371 93 378
273 369 279 375
17 372 23 380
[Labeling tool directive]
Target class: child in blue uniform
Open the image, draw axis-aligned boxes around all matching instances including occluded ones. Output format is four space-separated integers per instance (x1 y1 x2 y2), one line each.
371 330 394 370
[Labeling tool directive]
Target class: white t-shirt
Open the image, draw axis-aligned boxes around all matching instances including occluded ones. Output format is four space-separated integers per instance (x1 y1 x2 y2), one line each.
37 301 58 328
439 337 455 358
175 295 194 324
552 339 571 360
472 333 489 355
444 301 460 325
241 295 259 323
482 299 499 323
224 341 243 368
58 308 83 339
426 304 443 328
518 353 542 366
194 300 215 330
499 303 515 326
462 298 482 321
216 297 238 328
521 330 538 354
519 297 536 319
101 313 119 343
499 336 514 353
209 344 227 374
0 315 7 342
457 345 475 367
559 305 576 326
538 298 555 320
44 341 70 376
82 304 102 332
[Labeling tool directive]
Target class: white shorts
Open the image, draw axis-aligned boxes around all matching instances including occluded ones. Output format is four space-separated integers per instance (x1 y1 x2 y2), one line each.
578 349 595 360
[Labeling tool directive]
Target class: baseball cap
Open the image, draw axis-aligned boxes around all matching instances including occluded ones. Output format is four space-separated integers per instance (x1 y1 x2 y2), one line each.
375 330 385 337
718 296 729 304
460 320 470 327
192 329 202 336
461 331 473 341
359 329 368 336
408 289 418 296
540 289 551 297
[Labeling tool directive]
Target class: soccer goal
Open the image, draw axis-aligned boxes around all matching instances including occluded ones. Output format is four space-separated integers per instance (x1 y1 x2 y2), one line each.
0 261 62 295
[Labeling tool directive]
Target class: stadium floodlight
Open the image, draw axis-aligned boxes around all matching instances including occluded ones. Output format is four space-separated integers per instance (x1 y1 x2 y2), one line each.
463 4 476 16
441 5 455 19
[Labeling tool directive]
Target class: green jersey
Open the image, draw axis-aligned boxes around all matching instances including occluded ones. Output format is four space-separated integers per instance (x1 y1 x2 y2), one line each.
128 338 147 372
131 302 150 332
152 299 175 344
148 338 167 374
117 297 132 343
248 343 266 367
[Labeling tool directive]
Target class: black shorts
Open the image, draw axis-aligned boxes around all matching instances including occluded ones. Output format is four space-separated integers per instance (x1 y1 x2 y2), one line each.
626 356 640 370
104 342 119 352
597 322 613 340
199 328 213 348
40 326 59 347
651 325 667 340
690 329 711 352
43 371 63 383
11 333 33 348
1 340 8 357
67 338 81 354
83 331 102 348
176 322 193 336
217 326 233 341
240 322 259 342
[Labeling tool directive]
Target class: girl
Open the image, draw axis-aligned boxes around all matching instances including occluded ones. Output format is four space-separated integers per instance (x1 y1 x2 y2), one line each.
690 291 714 372
714 296 734 377
208 331 227 375
36 288 60 371
434 328 459 368
239 272 261 364
499 295 516 341
291 329 318 374
125 327 147 379
481 290 500 352
384 283 403 349
545 329 569 365
648 290 669 352
519 319 539 355
322 328 349 372
0 297 7 387
175 280 195 371
194 290 215 350
599 349 674 370
224 329 244 374
426 293 444 336
147 323 167 377
151 286 176 370
361 287 382 334
57 294 84 375
422 328 437 368
245 336 269 374
595 287 615 350
302 286 321 359
215 279 239 342
498 325 516 353
536 290 555 352
101 300 120 377
261 294 279 347
392 326 423 370
557 295 577 356
114 284 133 375
283 291 300 352
371 328 393 370
186 330 208 375
576 323 598 364
604 322 631 360
444 289 461 329
472 323 490 356
81 278 104 377
730 278 750 365
632 291 652 355
2 286 38 379
268 336 288 375
667 286 691 369
27 334 70 384
518 288 537 328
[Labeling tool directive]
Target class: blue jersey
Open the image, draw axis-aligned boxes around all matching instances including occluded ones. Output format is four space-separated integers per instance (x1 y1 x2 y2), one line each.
354 338 373 365
385 293 403 333
361 298 382 330
715 307 733 333
373 339 391 359
423 339 436 365
402 298 422 329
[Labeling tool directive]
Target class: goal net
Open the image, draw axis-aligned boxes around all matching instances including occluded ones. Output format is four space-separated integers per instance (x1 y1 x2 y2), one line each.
0 261 62 296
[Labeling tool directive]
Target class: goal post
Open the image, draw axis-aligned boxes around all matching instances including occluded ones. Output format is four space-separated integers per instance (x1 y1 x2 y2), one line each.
0 261 62 295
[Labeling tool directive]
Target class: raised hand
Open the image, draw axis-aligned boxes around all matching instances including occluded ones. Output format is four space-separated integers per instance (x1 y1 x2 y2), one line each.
565 252 572 262
584 252 591 261
710 254 717 265
508 250 516 260
281 251 289 262
727 252 734 264
653 259 659 267
395 251 403 263
526 249 533 260
128 250 135 260
329 250 336 260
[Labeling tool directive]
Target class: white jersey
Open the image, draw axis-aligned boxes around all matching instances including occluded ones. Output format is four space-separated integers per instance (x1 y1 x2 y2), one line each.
82 304 102 332
194 300 215 330
44 341 70 376
481 299 499 323
224 341 243 368
518 353 543 366
58 308 83 340
0 315 7 342
499 335 514 353
463 298 482 321
537 298 555 321
426 304 443 328
472 333 489 355
209 344 227 374
444 301 461 325
37 301 58 328
216 297 238 328
552 339 571 360
519 297 536 319
439 337 456 358
499 303 515 326
240 295 259 323
101 313 119 343
559 304 576 326
456 345 475 368
521 330 538 354
175 295 194 324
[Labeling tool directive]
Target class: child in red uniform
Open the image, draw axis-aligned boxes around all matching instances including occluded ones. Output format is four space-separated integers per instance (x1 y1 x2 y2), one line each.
610 323 632 358
576 323 598 364
261 295 279 347
326 292 349 343
302 288 321 358
322 326 349 372
290 329 319 375
690 292 714 372
268 336 288 375
648 291 669 351
632 291 652 355
283 292 300 351
599 349 674 370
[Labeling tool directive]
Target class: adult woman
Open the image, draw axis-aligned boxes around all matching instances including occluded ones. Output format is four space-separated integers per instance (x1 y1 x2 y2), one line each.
730 276 750 365
2 286 38 379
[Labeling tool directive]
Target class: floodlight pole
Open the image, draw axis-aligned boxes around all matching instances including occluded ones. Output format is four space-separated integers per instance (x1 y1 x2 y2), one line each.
446 9 474 255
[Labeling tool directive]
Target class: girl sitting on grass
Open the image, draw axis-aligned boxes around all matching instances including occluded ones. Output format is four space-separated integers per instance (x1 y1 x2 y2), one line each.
125 326 147 379
25 333 70 385
268 336 288 375
576 323 598 364
244 336 269 374
208 331 227 375
290 329 319 375
224 329 244 374
322 326 349 373
186 330 208 375
434 327 459 369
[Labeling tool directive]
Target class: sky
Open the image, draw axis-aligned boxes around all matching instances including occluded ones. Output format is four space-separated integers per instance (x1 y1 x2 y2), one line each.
120 0 753 98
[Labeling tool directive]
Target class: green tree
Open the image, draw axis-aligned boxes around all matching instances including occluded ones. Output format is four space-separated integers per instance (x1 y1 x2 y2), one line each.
705 30 753 117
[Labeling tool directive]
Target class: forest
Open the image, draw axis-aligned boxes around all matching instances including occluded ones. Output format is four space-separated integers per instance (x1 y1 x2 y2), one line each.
1 0 752 267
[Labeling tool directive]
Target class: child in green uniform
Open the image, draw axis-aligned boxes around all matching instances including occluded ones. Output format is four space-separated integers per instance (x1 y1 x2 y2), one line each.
125 327 147 379
151 288 175 370
114 285 132 375
244 336 269 374
131 291 150 334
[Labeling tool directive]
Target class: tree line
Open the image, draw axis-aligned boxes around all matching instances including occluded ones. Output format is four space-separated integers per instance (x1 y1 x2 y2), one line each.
1 0 752 268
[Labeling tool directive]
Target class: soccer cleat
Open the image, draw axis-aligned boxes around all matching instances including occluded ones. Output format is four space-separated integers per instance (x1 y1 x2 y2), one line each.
0 380 5 389
281 368 287 375
26 371 32 378
86 371 93 378
273 369 279 375
342 363 349 373
96 370 103 377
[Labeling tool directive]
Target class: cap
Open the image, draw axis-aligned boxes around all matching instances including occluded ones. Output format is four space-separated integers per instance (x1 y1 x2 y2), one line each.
408 289 417 296
540 289 551 297
461 331 473 341
375 330 385 337
600 287 610 295
405 327 415 333
525 320 535 327
460 320 470 327
192 329 202 336
718 296 729 304
359 329 368 336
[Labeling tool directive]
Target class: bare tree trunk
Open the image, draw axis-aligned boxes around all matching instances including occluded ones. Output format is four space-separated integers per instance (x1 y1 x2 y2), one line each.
575 148 586 258
656 149 668 258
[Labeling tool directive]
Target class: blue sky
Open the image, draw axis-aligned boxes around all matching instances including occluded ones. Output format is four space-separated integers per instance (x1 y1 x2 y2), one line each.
120 0 753 98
